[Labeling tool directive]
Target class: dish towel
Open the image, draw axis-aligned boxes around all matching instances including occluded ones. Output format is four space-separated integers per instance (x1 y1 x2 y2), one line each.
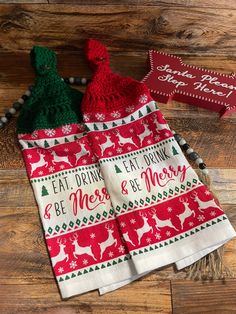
16 46 146 299
81 38 236 278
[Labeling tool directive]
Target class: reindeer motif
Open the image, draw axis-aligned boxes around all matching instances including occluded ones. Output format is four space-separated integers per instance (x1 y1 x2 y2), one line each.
114 130 138 147
152 113 170 132
30 149 48 176
51 238 69 267
135 212 153 245
138 120 153 146
70 233 97 261
122 231 135 246
190 191 221 212
100 134 115 155
51 150 73 167
75 140 91 163
150 208 178 231
178 197 195 229
98 224 117 259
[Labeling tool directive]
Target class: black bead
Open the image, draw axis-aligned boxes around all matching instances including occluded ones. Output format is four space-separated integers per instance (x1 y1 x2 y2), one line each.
29 85 34 91
22 94 29 101
64 77 70 84
189 152 200 161
182 143 190 151
5 112 12 120
199 162 207 169
174 133 182 142
74 77 81 85
0 121 4 128
13 102 22 111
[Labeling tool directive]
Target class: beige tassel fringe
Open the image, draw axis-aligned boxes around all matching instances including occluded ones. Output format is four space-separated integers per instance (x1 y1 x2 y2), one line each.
184 169 234 280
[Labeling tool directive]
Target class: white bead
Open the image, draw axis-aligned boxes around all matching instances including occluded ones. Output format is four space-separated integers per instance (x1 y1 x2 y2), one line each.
9 108 16 114
18 98 24 104
61 77 64 81
195 157 203 165
1 116 7 123
179 138 186 146
186 148 194 154
25 90 31 97
69 77 75 84
81 77 87 85
201 168 209 175
171 129 176 134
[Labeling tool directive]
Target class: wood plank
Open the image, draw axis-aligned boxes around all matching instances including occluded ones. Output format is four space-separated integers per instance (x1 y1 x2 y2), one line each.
0 280 171 314
171 279 236 314
0 5 235 55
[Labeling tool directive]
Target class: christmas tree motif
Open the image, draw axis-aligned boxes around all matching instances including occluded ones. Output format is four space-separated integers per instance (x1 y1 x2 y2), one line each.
94 124 99 131
112 122 117 127
44 140 50 148
130 115 135 122
122 119 126 125
146 105 152 113
41 185 49 196
34 141 38 147
27 142 34 148
103 123 108 130
138 110 143 118
74 135 78 141
114 165 122 173
172 146 178 156
54 139 60 145
65 137 69 143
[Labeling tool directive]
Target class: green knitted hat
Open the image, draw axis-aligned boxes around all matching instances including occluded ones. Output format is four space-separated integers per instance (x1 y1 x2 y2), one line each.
17 46 83 134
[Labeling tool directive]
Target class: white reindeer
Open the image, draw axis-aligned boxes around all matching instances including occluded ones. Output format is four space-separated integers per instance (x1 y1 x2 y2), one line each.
51 150 73 167
75 141 90 163
100 134 115 155
115 130 138 147
138 121 153 146
99 224 117 259
135 212 153 245
178 197 196 229
191 191 221 212
51 238 69 267
123 231 135 246
70 233 97 261
30 149 48 175
152 113 170 131
150 208 178 231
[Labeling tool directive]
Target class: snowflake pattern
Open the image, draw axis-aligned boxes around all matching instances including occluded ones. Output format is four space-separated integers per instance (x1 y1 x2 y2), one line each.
108 151 113 156
155 232 161 240
197 215 205 222
125 105 134 113
92 155 97 162
58 267 64 274
83 259 88 266
59 165 65 169
164 131 170 137
108 251 114 258
27 154 32 159
120 222 126 228
205 190 211 195
83 114 90 122
62 124 72 135
210 211 216 217
49 166 55 173
188 221 194 227
44 129 56 137
31 130 38 139
116 147 123 153
38 170 44 175
139 94 148 104
129 128 134 133
166 231 171 237
82 159 87 164
90 233 96 239
48 246 52 251
167 207 173 213
154 135 161 141
127 146 132 151
118 245 125 254
130 218 136 224
64 148 69 152
95 113 105 121
147 139 152 144
111 111 121 119
146 237 152 243
95 135 100 140
69 260 77 269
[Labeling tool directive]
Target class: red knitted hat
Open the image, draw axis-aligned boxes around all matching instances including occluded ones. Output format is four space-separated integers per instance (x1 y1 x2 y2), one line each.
82 39 151 116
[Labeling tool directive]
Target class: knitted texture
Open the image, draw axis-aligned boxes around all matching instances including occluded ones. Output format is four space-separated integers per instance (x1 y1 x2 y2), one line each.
16 46 145 299
81 39 236 277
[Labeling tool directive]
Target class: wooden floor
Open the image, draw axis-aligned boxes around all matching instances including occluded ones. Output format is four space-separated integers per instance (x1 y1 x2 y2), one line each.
0 1 236 313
